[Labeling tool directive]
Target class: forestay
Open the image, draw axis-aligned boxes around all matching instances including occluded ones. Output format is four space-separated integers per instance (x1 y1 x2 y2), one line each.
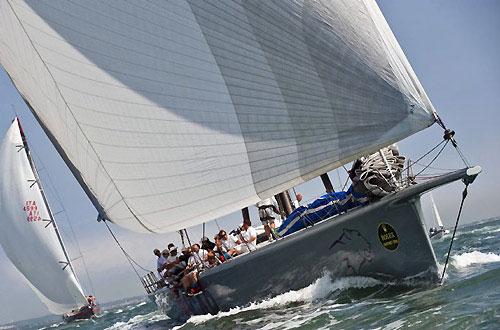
0 0 437 233
0 119 87 314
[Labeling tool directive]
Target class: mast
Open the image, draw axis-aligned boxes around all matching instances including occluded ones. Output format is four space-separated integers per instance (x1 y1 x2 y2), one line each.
275 192 293 218
320 173 335 193
16 119 83 292
241 207 250 223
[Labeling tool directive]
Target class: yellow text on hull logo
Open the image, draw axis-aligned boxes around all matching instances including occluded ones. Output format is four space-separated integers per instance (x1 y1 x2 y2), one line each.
378 222 399 251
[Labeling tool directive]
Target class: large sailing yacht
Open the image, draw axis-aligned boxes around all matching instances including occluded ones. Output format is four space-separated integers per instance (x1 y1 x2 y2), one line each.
0 0 480 321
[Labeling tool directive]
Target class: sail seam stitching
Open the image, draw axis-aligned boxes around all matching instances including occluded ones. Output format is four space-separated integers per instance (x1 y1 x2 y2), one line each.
5 0 155 233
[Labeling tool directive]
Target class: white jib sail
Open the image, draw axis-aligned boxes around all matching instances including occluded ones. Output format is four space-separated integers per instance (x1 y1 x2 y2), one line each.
0 119 87 315
429 192 444 228
0 0 438 233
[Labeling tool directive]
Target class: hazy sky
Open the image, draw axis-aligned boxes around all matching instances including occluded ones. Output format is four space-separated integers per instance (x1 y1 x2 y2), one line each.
0 0 499 324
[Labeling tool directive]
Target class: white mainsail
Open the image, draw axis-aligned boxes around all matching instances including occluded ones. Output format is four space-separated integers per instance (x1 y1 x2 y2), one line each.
0 0 437 233
429 192 444 228
0 118 87 314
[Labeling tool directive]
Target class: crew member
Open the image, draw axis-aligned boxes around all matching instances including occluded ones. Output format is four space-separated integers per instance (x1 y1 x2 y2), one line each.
256 196 280 241
235 218 257 253
293 193 303 208
154 249 167 279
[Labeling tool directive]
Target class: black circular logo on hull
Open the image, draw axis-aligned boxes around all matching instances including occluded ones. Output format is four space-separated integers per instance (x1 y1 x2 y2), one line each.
378 223 399 251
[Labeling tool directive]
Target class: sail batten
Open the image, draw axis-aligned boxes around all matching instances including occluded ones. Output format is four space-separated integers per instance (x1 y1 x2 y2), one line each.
1 0 436 233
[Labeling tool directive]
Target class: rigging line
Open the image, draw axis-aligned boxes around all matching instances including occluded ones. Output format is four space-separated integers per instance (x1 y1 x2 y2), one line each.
441 184 469 283
103 220 152 278
414 141 449 178
400 139 446 174
436 115 471 168
214 219 221 231
30 149 96 294
455 145 471 168
341 166 350 191
336 169 342 191
407 160 459 172
10 104 18 117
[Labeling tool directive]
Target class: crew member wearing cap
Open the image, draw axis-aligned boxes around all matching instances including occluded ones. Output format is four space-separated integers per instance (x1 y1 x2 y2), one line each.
166 246 178 265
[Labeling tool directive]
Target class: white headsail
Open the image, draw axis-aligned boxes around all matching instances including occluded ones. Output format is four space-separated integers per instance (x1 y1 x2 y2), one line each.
429 192 444 228
0 0 437 233
0 119 87 314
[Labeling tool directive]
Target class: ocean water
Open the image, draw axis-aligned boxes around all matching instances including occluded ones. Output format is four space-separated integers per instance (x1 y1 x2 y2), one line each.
6 218 500 330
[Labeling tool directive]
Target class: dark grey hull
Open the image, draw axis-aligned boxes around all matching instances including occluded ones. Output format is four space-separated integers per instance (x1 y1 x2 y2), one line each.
150 167 480 321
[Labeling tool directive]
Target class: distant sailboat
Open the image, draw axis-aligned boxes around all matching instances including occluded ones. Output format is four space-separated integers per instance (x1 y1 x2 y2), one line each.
429 192 449 239
0 118 98 321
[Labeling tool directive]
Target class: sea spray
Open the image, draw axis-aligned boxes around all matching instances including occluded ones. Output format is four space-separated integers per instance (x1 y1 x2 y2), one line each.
105 311 168 330
181 272 381 326
451 251 500 269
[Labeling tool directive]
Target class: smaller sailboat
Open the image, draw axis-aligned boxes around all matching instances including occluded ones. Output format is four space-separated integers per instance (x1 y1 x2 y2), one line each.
429 192 449 239
0 118 98 321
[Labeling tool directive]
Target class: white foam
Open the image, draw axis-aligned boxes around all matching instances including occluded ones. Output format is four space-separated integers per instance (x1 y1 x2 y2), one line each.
105 311 168 330
451 251 500 269
114 309 123 314
180 272 381 326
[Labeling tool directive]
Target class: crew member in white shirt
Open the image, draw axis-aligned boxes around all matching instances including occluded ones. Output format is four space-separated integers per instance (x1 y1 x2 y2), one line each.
256 196 280 241
188 243 209 268
216 230 240 257
235 218 257 253
154 249 167 279
159 249 171 279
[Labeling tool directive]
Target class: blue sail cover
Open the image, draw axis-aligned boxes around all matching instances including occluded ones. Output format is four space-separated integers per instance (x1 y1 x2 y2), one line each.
278 187 367 237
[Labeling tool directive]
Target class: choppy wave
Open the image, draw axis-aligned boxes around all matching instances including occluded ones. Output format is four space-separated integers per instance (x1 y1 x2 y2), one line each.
9 219 500 330
105 311 168 330
451 251 500 269
180 273 381 327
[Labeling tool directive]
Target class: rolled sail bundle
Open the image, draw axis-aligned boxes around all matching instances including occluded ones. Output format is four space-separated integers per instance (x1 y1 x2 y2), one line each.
350 145 406 197
278 187 368 237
